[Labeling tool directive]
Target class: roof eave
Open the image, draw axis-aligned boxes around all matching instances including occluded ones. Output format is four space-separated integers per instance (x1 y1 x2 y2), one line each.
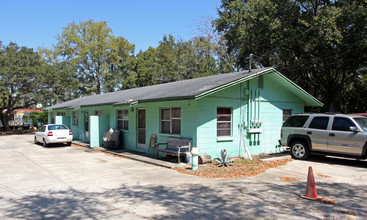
271 69 323 107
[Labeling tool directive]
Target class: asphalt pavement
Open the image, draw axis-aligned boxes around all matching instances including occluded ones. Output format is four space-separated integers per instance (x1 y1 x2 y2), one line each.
0 134 366 219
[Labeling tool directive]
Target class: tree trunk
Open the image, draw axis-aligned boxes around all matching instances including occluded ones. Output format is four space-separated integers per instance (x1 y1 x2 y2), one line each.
0 112 9 131
329 100 336 113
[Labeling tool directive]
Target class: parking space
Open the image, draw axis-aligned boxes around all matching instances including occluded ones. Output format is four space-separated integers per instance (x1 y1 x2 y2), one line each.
0 134 366 219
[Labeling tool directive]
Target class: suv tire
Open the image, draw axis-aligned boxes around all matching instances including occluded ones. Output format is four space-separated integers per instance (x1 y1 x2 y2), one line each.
290 140 310 160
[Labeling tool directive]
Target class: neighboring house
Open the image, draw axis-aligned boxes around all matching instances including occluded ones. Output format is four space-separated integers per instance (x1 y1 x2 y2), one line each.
8 109 43 127
45 68 322 158
350 111 367 117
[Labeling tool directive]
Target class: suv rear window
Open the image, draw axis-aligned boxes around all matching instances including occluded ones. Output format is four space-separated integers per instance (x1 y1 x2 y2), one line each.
283 116 309 127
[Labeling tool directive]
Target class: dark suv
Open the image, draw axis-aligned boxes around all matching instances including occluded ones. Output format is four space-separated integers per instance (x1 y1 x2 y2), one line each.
280 113 367 159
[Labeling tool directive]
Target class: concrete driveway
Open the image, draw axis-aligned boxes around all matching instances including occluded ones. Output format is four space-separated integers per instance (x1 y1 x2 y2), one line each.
0 134 366 219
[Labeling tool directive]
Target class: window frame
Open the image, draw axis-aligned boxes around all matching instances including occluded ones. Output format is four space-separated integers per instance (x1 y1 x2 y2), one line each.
160 107 181 135
282 109 292 122
217 107 232 137
72 112 79 126
117 109 129 131
94 110 104 116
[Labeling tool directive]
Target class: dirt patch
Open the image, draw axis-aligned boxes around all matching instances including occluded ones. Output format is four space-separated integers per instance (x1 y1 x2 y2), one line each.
258 151 289 159
88 150 104 153
175 157 293 178
338 210 356 216
319 197 336 204
72 144 89 149
317 173 332 178
280 176 301 182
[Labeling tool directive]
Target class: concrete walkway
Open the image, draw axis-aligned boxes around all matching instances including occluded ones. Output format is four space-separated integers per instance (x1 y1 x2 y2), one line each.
72 140 186 169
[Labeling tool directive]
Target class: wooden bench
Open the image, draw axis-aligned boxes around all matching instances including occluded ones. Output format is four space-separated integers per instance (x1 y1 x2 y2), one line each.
156 137 191 163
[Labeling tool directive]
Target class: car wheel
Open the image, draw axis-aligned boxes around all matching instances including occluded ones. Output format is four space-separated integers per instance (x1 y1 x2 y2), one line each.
67 142 72 146
34 137 38 144
290 141 310 159
43 139 48 147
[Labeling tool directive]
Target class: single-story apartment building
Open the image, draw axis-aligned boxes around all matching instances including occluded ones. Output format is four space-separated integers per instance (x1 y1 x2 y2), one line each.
45 67 322 158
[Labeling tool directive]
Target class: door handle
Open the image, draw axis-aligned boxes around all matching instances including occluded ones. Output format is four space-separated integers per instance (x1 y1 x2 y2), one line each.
307 131 312 135
329 133 335 137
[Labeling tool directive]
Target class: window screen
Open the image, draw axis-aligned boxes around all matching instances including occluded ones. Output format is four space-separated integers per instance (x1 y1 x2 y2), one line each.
217 107 232 137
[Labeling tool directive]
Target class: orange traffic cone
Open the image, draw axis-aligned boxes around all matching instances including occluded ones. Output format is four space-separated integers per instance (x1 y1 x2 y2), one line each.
300 166 321 200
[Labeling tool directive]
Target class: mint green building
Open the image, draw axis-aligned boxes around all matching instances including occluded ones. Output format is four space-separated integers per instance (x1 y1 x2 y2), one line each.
45 68 322 158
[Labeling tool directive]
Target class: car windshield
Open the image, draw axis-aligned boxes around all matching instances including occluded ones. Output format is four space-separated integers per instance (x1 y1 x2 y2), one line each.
48 125 67 130
354 117 367 131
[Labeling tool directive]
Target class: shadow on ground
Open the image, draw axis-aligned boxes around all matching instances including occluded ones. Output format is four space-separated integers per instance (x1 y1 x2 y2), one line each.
308 155 367 168
2 180 366 219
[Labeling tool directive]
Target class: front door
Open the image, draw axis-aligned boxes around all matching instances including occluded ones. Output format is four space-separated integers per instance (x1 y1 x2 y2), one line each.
84 111 89 139
137 109 146 150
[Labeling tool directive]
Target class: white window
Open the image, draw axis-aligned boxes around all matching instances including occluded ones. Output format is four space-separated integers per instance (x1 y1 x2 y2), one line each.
117 110 129 130
73 112 79 126
283 109 292 122
217 107 232 137
160 108 181 134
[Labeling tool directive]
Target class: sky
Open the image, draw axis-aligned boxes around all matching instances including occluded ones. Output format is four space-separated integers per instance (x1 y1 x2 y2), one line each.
0 0 221 53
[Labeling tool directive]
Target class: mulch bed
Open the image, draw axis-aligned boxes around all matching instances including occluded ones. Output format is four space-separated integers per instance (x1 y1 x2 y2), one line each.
175 157 293 178
0 130 35 135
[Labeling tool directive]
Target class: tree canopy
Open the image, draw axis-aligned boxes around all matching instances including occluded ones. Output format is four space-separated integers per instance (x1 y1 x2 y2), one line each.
136 35 225 87
55 20 136 95
0 42 46 129
214 0 367 112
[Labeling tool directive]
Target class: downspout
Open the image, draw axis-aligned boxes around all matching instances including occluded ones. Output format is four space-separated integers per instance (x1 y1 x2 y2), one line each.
249 89 253 145
258 89 261 145
239 83 242 156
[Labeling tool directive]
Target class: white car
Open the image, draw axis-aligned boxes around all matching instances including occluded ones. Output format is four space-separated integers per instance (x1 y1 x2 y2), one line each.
34 124 73 147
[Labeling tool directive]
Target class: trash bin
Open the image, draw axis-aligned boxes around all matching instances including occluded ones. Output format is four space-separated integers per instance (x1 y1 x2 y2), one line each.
103 128 122 150
186 152 192 164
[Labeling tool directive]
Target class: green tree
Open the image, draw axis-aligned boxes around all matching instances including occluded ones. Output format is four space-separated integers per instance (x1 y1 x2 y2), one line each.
0 42 45 130
136 35 222 86
135 47 159 87
39 48 80 105
214 0 367 112
29 111 48 127
55 20 136 95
